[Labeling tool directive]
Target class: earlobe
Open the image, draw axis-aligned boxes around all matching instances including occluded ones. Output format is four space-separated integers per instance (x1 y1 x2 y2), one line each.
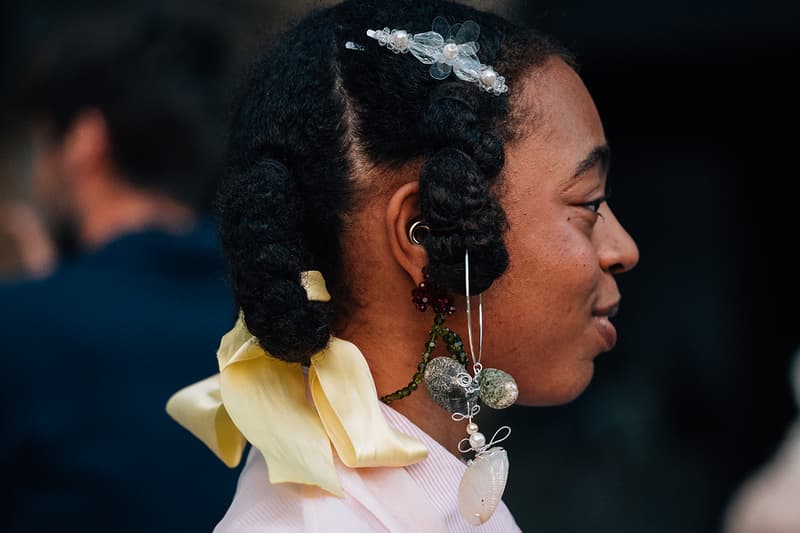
386 181 428 286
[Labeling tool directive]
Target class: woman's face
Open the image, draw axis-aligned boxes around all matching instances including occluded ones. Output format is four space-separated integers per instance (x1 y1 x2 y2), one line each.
481 58 639 405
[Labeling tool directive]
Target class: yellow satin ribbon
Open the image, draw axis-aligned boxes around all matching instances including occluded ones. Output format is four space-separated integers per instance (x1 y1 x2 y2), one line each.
166 270 428 496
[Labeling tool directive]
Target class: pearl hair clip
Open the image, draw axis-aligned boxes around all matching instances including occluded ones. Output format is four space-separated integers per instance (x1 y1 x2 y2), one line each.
354 16 508 96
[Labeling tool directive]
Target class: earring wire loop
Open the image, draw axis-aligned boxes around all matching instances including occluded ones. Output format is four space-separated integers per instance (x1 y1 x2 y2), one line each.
464 250 483 368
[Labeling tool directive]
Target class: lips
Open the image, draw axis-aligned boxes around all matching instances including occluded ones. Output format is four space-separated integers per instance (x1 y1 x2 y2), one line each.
592 301 620 351
592 316 617 351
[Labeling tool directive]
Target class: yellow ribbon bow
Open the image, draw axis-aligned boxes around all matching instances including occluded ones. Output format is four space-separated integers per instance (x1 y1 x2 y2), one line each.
166 271 428 496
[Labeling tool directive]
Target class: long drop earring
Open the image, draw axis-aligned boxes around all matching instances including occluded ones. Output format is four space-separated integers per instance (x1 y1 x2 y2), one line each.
422 250 518 525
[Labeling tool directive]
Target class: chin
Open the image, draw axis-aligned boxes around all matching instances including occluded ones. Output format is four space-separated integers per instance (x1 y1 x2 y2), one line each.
516 362 595 407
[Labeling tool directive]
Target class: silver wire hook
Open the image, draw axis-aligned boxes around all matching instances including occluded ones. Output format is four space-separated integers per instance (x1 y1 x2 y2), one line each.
464 250 483 367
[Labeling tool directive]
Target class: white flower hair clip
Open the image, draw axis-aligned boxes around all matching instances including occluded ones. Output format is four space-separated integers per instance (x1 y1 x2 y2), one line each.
359 16 508 96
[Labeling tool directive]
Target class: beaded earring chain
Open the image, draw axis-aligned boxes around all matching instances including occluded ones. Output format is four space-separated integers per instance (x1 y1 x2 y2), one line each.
380 273 468 404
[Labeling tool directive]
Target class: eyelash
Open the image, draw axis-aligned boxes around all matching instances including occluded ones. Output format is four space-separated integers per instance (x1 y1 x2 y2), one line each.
578 190 612 219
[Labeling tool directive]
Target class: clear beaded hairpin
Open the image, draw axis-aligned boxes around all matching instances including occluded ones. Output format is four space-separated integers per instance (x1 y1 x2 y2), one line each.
353 16 508 96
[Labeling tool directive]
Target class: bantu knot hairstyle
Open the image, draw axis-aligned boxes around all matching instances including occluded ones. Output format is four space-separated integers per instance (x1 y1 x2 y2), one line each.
218 0 571 362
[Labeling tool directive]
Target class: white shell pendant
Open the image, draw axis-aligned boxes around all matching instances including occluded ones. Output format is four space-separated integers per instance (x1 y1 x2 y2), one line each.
457 447 509 525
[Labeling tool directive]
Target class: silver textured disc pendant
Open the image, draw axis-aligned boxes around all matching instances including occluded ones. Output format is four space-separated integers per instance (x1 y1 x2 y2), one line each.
457 447 509 525
478 368 518 409
423 356 478 413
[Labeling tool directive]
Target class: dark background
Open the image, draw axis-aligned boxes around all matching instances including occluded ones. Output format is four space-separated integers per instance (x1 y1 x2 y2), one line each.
2 1 798 532
498 1 799 532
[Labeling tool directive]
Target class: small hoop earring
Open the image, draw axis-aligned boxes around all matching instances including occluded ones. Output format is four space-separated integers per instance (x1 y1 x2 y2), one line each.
408 220 430 245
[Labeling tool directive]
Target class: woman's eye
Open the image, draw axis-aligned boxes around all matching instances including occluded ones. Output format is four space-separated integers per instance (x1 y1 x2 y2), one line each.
579 195 609 214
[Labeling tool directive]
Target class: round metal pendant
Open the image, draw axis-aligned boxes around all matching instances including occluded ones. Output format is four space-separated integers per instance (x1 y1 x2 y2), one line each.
423 356 478 414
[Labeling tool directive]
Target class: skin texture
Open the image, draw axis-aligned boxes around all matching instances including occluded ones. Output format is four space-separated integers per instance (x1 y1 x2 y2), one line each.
340 57 639 451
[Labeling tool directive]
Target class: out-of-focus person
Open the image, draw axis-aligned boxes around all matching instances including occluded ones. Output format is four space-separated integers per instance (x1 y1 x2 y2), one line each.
0 8 239 532
724 349 800 533
0 201 55 278
0 133 55 279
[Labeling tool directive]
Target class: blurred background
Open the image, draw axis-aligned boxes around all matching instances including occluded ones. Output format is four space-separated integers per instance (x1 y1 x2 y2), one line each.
1 0 797 532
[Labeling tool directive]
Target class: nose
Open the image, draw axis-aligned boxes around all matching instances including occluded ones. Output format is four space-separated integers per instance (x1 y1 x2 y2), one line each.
594 204 639 274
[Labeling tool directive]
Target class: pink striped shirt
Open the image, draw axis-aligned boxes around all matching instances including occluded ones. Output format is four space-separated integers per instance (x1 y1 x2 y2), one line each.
215 403 520 532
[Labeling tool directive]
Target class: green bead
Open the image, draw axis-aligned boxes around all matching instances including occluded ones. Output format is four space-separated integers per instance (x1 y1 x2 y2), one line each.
417 362 426 371
409 382 418 390
413 372 424 383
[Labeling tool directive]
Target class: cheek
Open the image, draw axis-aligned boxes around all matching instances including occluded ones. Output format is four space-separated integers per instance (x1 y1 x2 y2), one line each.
506 216 600 307
485 217 602 404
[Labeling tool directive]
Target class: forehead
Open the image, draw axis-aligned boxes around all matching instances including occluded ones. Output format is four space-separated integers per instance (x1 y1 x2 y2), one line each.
506 58 606 184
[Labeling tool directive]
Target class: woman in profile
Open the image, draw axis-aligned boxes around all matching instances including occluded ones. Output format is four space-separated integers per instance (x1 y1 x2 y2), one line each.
168 0 639 530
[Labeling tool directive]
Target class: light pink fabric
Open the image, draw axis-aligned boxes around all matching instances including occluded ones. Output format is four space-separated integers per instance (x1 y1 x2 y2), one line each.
724 351 800 533
215 404 521 532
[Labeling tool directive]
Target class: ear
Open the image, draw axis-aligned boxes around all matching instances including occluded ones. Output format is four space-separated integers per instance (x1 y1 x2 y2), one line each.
61 108 112 178
386 181 428 286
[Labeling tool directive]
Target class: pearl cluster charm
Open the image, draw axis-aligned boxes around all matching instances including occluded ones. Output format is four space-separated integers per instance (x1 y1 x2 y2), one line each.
467 424 486 450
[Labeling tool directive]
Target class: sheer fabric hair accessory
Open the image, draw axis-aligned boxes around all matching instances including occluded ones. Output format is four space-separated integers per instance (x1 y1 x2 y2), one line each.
359 16 508 95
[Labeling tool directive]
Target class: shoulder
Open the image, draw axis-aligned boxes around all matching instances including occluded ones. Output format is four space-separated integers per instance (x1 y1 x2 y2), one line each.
0 274 65 349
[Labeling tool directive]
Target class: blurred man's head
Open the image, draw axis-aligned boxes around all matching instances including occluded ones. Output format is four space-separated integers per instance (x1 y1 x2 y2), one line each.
22 9 233 255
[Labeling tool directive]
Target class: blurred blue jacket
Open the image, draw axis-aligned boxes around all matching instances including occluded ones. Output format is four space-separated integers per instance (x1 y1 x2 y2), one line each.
0 219 239 532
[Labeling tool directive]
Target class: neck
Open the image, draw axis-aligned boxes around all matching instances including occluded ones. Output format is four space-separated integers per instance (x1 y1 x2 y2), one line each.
76 173 196 249
345 311 469 456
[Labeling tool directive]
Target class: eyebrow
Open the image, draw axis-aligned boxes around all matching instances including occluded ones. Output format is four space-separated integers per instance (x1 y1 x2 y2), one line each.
572 144 611 179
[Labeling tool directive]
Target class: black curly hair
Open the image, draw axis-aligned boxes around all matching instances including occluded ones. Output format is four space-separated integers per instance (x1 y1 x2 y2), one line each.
218 0 572 362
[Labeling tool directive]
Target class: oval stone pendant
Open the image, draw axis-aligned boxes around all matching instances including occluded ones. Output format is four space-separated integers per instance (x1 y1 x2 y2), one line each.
423 356 478 413
457 447 509 525
478 368 518 409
